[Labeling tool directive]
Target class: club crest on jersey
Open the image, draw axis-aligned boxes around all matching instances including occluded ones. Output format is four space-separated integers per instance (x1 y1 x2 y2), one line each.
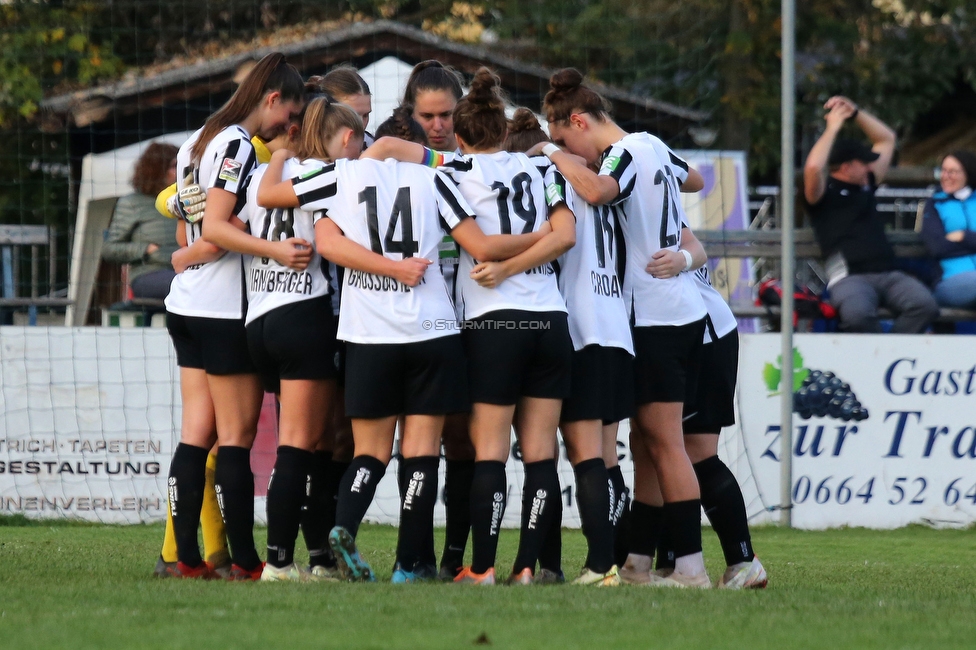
546 183 564 205
600 155 622 175
218 158 243 183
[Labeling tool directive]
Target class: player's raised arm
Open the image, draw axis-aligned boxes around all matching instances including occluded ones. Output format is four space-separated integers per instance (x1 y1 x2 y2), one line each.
314 217 431 287
257 148 301 208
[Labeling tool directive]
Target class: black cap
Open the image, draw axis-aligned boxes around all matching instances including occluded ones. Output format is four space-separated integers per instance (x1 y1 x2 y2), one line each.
829 139 880 166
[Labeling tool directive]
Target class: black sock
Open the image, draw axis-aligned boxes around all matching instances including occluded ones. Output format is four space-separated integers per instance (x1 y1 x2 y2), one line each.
398 458 437 569
538 461 563 574
396 456 440 572
168 443 209 567
574 458 615 573
695 456 755 565
265 446 313 568
629 501 663 558
608 465 631 567
470 461 507 574
512 460 560 575
655 520 676 570
663 499 703 560
301 451 332 568
214 445 261 571
607 465 629 526
441 459 475 571
334 455 386 539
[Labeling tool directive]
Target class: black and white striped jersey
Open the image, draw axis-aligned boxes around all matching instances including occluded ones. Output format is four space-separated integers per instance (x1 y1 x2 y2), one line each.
292 157 475 344
165 125 256 319
548 168 634 354
439 151 566 320
598 132 705 327
238 159 334 325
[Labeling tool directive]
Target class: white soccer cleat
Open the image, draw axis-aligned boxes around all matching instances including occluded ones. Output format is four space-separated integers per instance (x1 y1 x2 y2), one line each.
619 553 653 585
309 565 341 582
572 565 621 587
656 569 712 589
260 562 310 583
718 557 768 590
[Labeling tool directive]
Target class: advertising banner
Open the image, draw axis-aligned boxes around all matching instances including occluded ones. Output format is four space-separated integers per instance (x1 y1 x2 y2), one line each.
740 334 976 528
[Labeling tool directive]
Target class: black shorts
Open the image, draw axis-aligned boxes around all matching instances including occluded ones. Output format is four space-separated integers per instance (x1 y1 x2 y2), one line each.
245 296 338 393
632 318 706 405
560 345 635 424
683 329 738 434
344 335 469 418
166 311 255 375
462 309 573 405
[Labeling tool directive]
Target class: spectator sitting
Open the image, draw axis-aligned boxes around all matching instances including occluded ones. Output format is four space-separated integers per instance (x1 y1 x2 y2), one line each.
920 151 976 309
803 95 939 333
102 142 180 300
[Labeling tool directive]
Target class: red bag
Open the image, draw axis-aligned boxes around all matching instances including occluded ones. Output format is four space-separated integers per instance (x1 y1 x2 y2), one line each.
757 279 837 325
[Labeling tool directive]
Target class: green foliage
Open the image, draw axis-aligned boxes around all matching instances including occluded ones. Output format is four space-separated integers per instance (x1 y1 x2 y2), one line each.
0 1 124 127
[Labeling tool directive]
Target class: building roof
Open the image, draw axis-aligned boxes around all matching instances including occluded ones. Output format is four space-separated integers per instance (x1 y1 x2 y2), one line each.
39 19 707 138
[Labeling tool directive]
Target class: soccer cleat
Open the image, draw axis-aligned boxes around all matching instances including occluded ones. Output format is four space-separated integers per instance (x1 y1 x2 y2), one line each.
655 570 712 589
718 557 768 590
225 563 264 581
328 526 375 582
309 565 341 582
572 565 621 587
534 568 565 585
651 567 675 579
412 563 439 582
505 568 534 585
438 565 463 582
618 554 653 585
453 566 496 585
391 563 423 584
260 563 310 583
165 561 216 579
208 560 233 580
153 556 177 578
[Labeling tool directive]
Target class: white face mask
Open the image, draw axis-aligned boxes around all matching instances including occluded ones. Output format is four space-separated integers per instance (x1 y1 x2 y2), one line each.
954 186 972 201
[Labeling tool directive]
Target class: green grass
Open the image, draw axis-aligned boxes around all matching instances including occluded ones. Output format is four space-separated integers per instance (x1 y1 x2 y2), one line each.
1 521 974 649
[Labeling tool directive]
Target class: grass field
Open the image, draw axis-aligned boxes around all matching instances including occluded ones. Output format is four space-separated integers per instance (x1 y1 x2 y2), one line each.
1 518 974 649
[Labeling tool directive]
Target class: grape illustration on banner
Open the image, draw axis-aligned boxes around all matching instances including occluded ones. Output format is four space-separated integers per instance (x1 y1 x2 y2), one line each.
763 348 868 423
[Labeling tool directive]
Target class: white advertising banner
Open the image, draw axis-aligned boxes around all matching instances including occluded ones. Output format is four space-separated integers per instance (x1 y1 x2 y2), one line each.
739 334 976 529
0 327 176 523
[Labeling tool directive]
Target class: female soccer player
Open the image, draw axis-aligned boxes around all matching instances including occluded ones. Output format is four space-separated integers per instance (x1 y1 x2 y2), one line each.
163 52 304 580
539 68 711 587
431 69 576 585
502 108 631 586
257 96 545 583
402 59 474 580
311 65 374 143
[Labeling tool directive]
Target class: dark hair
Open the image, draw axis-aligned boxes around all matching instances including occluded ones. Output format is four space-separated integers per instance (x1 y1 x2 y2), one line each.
543 67 611 125
945 150 976 189
504 108 549 153
453 67 508 151
132 142 178 197
374 106 429 145
402 60 463 108
192 52 304 161
308 65 371 99
295 96 365 162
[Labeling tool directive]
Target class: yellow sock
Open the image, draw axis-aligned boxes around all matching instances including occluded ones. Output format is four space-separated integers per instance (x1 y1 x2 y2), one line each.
201 453 230 567
160 499 178 563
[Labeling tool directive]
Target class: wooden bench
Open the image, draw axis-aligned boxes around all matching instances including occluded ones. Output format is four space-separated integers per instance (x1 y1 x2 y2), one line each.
696 229 976 323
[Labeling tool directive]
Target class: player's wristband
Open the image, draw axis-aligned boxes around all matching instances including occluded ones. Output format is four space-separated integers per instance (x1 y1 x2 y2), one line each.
421 147 445 168
680 249 693 272
541 143 560 159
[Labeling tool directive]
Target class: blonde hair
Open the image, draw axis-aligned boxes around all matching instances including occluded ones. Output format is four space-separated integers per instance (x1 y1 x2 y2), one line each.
295 96 365 161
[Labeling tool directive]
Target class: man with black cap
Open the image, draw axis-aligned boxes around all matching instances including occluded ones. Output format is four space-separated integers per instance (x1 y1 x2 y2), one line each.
803 95 938 333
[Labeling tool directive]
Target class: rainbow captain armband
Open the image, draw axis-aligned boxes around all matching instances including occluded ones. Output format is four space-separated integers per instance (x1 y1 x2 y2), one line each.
422 147 446 169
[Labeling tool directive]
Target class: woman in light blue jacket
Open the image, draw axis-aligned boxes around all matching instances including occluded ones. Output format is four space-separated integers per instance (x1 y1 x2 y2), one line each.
921 151 976 308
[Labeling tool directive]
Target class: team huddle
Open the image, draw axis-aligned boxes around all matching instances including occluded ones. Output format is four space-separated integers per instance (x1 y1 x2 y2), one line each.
156 51 767 589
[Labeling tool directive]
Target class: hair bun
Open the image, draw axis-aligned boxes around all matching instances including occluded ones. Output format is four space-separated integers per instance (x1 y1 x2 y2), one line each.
508 107 541 134
466 67 505 111
549 68 584 93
